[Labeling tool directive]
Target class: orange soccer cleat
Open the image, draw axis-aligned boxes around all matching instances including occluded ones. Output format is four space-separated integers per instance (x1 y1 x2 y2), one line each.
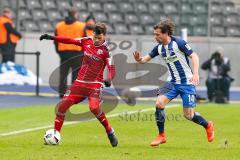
150 133 166 147
206 121 214 142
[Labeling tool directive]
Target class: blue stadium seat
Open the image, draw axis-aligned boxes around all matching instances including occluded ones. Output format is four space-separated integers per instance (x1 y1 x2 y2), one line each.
124 14 139 24
41 0 57 10
38 20 54 32
211 26 226 37
56 0 71 11
26 0 42 9
103 2 118 13
114 24 129 35
71 0 87 11
108 13 124 23
129 25 144 35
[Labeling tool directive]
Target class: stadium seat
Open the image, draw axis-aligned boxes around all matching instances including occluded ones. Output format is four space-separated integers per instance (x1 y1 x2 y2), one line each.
21 20 40 32
134 3 148 13
189 15 207 26
32 9 47 21
103 2 118 13
148 2 163 14
211 26 226 37
78 12 91 22
181 3 192 14
193 26 207 36
38 20 54 32
26 0 42 9
41 0 57 10
19 0 27 9
46 10 63 22
56 0 71 11
163 3 178 14
88 2 102 12
222 1 237 15
124 14 139 24
180 14 191 25
223 14 239 26
71 0 87 11
226 27 240 37
93 12 108 23
180 25 193 36
139 14 155 25
211 2 222 14
2 0 10 7
168 14 180 26
210 15 222 25
129 25 144 35
193 3 208 14
114 24 129 35
18 9 32 20
106 24 115 34
119 2 134 13
108 13 124 23
144 25 153 35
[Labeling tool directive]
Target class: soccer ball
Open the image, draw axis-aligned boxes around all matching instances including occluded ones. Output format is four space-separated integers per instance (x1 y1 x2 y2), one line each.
43 129 61 145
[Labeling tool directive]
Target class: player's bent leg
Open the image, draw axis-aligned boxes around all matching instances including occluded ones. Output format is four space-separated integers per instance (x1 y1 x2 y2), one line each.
89 97 118 147
151 95 170 147
183 108 214 142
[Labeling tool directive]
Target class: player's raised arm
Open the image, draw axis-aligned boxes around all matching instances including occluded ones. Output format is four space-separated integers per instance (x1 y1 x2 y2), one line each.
133 50 152 64
39 34 82 46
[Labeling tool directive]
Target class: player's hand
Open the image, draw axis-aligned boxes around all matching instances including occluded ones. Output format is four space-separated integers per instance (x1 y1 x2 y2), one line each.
133 51 141 62
104 80 111 87
39 34 54 41
190 73 199 86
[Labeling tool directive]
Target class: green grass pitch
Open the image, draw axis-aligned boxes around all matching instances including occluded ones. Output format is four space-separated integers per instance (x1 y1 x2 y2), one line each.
0 103 239 160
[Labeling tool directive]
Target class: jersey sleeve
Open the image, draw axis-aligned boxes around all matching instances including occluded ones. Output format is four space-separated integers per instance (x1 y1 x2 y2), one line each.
148 45 159 58
176 38 193 56
53 36 82 46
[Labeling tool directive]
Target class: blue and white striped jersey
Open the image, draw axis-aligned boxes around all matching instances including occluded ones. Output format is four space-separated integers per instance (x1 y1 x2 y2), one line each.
149 36 193 84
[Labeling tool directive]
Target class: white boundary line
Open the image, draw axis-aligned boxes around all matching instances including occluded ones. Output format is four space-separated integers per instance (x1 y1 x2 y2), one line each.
0 104 180 137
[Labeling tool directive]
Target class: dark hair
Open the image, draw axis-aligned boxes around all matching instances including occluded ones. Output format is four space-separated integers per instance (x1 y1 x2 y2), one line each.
85 15 95 22
68 7 77 17
153 18 175 35
94 23 107 35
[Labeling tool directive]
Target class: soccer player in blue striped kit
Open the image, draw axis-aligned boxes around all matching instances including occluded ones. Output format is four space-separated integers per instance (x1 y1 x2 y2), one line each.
133 19 214 147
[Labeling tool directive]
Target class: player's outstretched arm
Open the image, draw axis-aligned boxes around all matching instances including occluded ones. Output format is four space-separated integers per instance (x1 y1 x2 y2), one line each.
189 52 200 85
39 34 82 46
133 51 152 64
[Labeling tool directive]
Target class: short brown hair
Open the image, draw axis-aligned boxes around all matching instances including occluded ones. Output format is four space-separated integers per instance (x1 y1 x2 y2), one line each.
153 18 175 35
94 23 107 35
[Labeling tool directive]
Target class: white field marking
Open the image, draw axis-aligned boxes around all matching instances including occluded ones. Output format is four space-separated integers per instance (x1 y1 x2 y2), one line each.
0 104 180 137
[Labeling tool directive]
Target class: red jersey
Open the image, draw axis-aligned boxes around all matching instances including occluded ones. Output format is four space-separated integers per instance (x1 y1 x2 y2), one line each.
53 36 115 86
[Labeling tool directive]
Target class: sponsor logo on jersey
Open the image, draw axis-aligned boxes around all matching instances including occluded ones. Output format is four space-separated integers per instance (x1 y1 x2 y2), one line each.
163 55 178 63
97 49 103 55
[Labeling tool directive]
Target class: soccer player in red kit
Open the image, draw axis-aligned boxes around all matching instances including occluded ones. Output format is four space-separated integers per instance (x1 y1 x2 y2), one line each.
39 23 118 147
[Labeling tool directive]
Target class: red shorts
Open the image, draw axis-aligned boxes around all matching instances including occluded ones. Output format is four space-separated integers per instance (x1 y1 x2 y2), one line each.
63 81 102 104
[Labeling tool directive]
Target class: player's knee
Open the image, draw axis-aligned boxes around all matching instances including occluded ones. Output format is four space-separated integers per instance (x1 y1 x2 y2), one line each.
89 106 101 117
156 101 165 108
183 112 194 120
56 99 74 115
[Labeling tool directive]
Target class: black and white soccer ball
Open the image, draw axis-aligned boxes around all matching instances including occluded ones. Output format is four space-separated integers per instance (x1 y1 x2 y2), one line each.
43 129 61 145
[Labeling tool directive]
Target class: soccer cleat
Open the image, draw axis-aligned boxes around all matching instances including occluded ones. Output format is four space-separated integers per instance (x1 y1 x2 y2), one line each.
107 131 118 147
206 121 214 142
150 133 166 147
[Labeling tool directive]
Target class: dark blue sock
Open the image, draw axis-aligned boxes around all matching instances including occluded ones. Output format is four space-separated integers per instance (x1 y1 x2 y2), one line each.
192 112 208 128
155 107 165 134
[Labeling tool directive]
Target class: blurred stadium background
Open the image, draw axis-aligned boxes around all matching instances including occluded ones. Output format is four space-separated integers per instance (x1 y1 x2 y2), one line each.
0 0 240 87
